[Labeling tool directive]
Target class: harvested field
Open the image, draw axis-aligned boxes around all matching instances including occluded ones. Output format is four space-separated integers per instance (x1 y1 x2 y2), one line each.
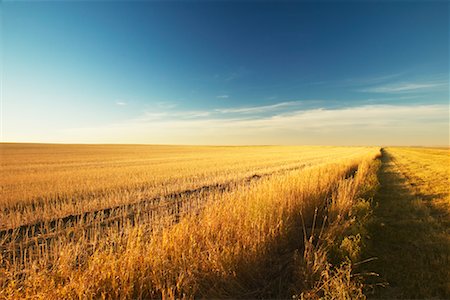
0 144 381 298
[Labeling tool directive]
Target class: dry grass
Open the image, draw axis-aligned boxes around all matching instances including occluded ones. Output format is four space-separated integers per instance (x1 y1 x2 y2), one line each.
0 144 381 299
1 144 374 229
388 147 449 210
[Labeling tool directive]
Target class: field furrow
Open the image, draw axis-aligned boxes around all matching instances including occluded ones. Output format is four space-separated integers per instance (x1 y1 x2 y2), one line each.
1 145 373 229
0 144 383 298
0 145 382 298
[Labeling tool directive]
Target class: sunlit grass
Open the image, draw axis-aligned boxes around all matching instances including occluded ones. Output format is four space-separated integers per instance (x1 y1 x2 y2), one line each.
0 144 381 299
1 144 375 229
388 147 449 209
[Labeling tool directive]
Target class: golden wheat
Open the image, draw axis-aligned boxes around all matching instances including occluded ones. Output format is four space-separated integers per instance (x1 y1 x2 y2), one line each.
1 144 375 229
0 144 381 299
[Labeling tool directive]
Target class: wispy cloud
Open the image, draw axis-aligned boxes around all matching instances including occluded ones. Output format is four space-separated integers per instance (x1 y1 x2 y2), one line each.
361 80 448 93
217 95 229 99
311 72 407 88
346 72 407 86
138 109 211 121
320 72 448 96
138 100 305 121
116 101 127 106
215 101 302 114
58 104 448 146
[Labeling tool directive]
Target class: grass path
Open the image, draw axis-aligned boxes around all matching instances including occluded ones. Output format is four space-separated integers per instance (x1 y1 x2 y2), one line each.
364 149 450 298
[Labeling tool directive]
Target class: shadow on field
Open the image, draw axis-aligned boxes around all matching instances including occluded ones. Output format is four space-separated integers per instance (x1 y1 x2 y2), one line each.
363 150 450 299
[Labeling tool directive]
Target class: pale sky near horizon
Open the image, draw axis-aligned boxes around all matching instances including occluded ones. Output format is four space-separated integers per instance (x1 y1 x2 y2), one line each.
1 1 449 146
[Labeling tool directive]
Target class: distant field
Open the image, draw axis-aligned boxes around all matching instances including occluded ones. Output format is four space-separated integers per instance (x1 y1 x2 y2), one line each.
1 144 448 298
0 144 375 229
388 147 449 209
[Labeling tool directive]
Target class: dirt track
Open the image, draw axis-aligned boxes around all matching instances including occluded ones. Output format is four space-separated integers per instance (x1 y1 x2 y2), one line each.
364 149 450 298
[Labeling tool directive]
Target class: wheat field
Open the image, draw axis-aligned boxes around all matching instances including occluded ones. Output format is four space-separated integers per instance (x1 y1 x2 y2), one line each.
1 144 377 229
0 144 382 298
2 145 448 298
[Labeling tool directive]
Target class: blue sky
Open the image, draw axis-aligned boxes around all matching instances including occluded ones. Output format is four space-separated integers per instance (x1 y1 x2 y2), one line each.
2 1 449 145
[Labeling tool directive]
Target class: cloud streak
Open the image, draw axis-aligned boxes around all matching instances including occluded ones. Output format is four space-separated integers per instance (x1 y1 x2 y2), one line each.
57 103 448 146
360 80 448 94
138 100 306 122
215 101 303 114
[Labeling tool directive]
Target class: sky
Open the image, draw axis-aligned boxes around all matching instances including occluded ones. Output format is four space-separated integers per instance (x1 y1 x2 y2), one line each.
1 1 449 146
